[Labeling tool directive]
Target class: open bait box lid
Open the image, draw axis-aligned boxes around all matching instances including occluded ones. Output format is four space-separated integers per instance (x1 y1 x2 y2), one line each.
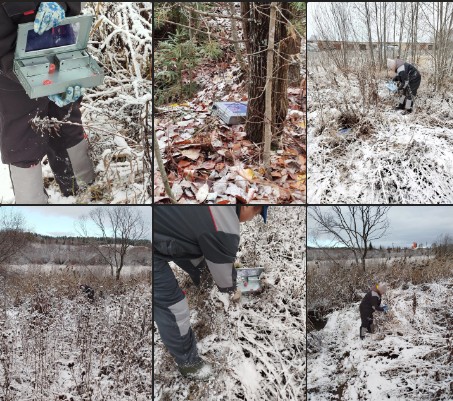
14 15 104 99
236 267 264 294
385 81 397 93
212 102 247 125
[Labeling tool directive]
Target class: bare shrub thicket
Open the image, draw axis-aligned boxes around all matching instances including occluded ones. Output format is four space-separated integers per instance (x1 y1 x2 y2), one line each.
77 206 149 280
310 2 453 128
0 271 151 400
0 211 28 268
80 2 152 203
308 254 452 318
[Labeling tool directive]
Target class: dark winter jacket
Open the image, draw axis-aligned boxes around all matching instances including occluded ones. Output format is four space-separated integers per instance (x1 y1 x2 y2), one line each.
359 285 385 317
154 206 240 293
0 2 81 83
392 61 420 86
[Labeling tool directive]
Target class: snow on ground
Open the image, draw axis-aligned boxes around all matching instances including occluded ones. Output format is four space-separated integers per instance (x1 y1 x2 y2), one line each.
0 282 152 400
308 56 453 204
308 281 453 400
154 207 306 400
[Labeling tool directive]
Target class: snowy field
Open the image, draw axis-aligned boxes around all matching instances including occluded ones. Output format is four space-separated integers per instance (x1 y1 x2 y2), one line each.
0 281 151 400
307 53 453 204
307 281 453 400
154 207 306 401
307 255 434 274
6 264 151 277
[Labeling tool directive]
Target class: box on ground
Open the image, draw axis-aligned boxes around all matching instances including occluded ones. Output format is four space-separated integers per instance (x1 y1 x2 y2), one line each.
212 101 247 125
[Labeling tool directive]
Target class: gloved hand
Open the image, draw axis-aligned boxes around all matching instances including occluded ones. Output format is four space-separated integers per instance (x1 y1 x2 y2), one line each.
231 289 242 303
34 2 66 35
382 305 389 313
48 86 84 107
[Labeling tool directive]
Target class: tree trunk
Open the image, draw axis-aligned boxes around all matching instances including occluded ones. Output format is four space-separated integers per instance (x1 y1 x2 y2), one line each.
229 2 247 74
242 2 270 143
362 247 368 271
364 3 375 70
263 3 277 171
272 2 290 137
242 2 290 143
287 33 301 86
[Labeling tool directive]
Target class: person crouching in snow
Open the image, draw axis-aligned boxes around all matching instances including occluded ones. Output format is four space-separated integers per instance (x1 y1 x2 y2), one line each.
387 58 421 115
0 2 95 203
359 282 388 340
153 205 268 380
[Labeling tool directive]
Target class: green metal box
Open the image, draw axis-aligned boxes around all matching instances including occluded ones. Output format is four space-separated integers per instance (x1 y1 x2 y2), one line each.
14 15 104 99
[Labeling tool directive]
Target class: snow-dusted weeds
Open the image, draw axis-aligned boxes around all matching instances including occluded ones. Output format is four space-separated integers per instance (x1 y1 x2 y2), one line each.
154 207 306 400
0 280 152 400
308 281 453 400
308 54 453 204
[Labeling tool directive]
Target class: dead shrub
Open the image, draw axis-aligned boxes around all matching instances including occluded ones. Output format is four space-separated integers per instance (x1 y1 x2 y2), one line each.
338 111 360 128
308 257 452 315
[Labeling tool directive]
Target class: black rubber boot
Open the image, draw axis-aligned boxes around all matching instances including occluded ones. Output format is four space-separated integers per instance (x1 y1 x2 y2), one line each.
360 326 366 340
178 358 213 380
46 146 79 197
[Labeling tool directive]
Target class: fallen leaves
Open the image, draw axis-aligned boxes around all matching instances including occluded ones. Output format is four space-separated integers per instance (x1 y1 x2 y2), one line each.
154 32 306 204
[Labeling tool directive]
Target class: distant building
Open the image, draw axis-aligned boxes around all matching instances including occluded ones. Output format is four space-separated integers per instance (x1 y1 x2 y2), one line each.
308 40 434 53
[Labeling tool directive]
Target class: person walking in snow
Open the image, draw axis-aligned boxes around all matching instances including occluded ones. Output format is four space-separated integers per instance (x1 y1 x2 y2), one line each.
387 58 421 115
153 205 268 380
0 2 94 203
359 282 388 340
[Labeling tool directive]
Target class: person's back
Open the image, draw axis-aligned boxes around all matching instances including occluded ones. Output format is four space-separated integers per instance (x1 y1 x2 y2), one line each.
387 58 421 114
359 283 388 339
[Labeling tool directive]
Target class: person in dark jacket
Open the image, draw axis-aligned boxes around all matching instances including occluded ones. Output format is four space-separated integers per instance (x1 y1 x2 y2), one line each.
359 282 388 339
0 2 94 203
387 58 421 115
154 205 268 380
80 284 94 301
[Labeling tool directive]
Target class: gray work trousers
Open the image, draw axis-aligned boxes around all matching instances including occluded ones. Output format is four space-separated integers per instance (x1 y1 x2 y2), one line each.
0 75 86 195
153 255 202 367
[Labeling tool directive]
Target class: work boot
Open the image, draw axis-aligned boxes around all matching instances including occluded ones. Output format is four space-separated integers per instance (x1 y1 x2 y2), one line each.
66 139 95 187
46 148 79 197
402 109 413 115
178 358 213 380
394 105 405 111
9 164 48 204
360 326 367 340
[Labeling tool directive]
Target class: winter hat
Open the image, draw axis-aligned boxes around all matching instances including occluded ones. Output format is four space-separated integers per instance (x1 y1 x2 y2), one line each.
377 282 388 295
387 59 396 72
260 206 268 223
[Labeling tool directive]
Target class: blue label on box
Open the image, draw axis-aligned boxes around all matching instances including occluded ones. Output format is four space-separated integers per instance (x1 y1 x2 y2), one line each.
224 102 247 114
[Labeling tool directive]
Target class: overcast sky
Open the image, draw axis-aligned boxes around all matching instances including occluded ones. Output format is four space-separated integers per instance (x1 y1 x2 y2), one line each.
1 206 152 239
308 206 453 248
307 2 432 42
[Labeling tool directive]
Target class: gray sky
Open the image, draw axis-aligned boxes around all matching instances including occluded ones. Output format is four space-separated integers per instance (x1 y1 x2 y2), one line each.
2 206 152 239
308 206 453 248
308 2 432 42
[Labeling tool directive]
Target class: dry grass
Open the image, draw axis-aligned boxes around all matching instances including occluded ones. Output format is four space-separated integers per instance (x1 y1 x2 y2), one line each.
0 267 151 400
307 256 453 316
